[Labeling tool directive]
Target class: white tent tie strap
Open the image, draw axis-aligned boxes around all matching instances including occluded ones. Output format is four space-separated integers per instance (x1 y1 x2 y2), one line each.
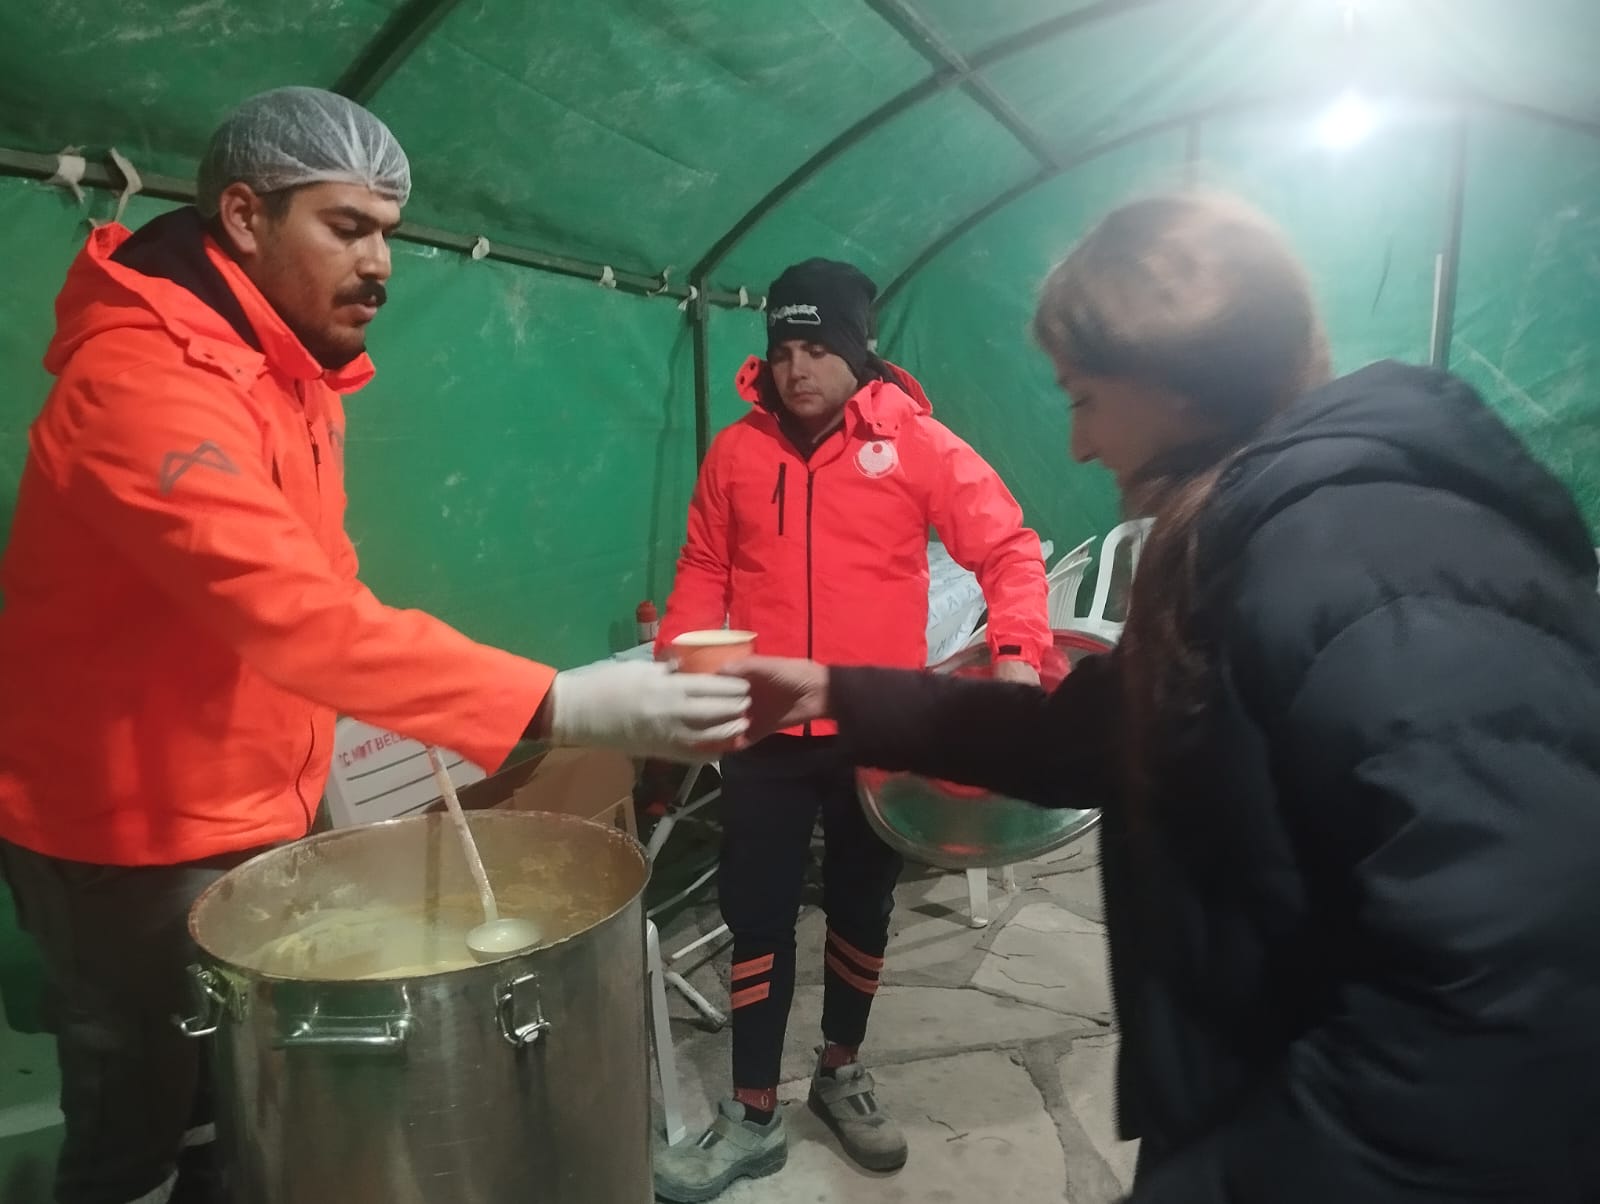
737 286 750 308
47 147 86 203
598 265 617 289
106 147 142 227
676 284 699 313
646 266 672 297
470 235 491 260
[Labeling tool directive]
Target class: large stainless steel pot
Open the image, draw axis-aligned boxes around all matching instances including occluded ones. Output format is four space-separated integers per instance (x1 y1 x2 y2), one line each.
181 810 651 1204
858 628 1111 869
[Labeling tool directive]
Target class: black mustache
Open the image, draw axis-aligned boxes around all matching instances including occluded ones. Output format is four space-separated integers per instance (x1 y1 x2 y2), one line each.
338 282 388 308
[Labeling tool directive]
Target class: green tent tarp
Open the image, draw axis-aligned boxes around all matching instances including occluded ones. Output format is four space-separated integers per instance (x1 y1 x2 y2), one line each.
0 0 1595 669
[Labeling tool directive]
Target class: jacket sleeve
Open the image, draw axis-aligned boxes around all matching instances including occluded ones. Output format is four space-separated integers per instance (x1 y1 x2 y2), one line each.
830 651 1122 809
1128 557 1600 1201
37 359 554 772
922 422 1051 669
656 436 733 654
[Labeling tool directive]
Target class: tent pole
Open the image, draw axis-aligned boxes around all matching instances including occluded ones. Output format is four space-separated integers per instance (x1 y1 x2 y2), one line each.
1430 112 1469 369
0 147 747 309
689 0 1174 283
333 0 469 103
690 283 712 465
880 93 1574 312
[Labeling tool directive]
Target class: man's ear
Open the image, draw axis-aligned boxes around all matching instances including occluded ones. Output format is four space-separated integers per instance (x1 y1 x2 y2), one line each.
214 183 268 258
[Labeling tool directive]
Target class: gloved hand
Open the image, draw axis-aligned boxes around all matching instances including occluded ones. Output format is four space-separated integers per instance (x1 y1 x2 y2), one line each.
546 661 751 761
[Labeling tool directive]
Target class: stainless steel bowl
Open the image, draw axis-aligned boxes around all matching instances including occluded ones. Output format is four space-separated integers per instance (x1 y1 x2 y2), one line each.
858 629 1111 870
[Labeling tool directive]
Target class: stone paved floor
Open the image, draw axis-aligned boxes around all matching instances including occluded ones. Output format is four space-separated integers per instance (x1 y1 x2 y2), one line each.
651 833 1138 1203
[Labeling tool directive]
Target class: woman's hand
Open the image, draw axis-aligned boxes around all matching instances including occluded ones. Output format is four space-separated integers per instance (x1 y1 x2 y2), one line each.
721 656 830 741
992 660 1042 686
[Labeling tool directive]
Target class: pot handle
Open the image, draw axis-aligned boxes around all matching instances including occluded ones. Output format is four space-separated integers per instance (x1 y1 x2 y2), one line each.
497 973 552 1049
174 965 229 1038
276 1015 412 1051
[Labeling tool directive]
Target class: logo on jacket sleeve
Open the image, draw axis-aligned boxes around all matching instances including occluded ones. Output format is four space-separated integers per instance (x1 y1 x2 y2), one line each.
856 439 899 479
158 441 240 495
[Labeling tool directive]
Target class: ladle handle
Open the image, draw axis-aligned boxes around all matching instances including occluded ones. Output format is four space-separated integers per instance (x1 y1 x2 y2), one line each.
427 746 498 923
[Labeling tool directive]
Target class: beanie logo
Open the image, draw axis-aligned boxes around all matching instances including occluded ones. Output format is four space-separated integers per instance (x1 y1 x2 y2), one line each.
768 303 821 328
856 440 899 480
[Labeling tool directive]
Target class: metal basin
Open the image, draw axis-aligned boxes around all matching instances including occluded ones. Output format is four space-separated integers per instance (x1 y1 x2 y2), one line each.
183 810 653 1204
858 629 1111 870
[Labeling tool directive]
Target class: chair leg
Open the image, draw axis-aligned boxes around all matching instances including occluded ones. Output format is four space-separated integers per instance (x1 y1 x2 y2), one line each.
1000 864 1018 895
966 867 990 928
665 968 728 1029
647 922 687 1145
643 811 679 863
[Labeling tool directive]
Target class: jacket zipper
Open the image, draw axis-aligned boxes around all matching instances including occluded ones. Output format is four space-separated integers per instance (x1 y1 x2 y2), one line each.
294 717 318 832
804 469 817 737
295 381 321 494
772 463 787 535
306 419 322 491
295 388 323 825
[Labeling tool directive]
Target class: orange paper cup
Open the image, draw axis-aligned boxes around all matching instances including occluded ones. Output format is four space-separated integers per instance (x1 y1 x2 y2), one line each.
670 629 757 674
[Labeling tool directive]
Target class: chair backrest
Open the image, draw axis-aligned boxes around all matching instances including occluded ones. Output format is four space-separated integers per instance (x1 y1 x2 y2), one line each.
1045 551 1093 628
1049 537 1095 574
1083 518 1155 636
927 593 987 665
322 717 486 828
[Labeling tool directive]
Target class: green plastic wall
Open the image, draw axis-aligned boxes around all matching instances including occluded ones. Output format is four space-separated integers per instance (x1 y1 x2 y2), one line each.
875 110 1599 550
5 103 1598 676
1455 113 1600 523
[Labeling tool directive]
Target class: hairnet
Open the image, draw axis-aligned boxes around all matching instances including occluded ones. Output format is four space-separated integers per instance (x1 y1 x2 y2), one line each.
196 86 411 216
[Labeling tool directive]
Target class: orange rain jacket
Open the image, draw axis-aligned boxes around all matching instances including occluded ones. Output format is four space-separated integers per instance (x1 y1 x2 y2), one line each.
659 356 1050 736
0 212 554 865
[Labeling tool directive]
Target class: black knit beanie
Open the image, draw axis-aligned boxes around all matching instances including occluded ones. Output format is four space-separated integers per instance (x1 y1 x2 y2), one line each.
765 258 878 381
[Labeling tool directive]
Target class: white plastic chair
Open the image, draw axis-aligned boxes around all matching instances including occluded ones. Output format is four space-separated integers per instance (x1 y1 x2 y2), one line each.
1080 518 1154 643
946 538 1080 927
646 921 687 1145
322 718 487 828
1045 540 1095 628
940 623 1026 928
925 592 987 665
641 760 730 1145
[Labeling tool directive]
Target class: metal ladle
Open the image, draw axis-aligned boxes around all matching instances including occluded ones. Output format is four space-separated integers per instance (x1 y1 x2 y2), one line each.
425 747 541 962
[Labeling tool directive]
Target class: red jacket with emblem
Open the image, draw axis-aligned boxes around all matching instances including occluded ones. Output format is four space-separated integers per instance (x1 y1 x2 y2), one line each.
658 358 1049 734
0 211 554 866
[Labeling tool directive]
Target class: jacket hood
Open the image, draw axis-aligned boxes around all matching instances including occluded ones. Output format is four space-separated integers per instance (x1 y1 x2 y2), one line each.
44 208 374 394
1208 360 1596 583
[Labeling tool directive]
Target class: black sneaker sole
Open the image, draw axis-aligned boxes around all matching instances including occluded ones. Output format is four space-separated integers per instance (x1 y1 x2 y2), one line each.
807 1088 909 1173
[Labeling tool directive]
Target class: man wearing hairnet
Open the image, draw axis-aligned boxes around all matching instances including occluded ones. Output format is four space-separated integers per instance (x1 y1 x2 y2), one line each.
0 87 750 1204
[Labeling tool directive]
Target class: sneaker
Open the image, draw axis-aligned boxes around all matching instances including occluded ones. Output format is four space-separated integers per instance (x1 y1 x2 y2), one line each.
808 1056 908 1172
653 1099 787 1202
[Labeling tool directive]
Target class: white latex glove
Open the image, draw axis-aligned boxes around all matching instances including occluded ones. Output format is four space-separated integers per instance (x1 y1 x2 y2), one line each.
546 661 750 761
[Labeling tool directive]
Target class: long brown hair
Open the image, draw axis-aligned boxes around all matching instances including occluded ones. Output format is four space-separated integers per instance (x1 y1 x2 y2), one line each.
1033 192 1332 791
